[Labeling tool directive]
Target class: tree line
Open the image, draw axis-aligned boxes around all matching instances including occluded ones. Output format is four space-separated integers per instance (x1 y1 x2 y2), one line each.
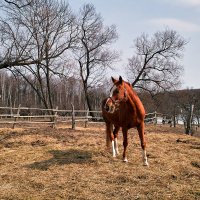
0 70 108 110
140 89 200 133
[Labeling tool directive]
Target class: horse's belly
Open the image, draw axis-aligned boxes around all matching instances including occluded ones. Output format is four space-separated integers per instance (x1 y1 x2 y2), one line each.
103 111 141 128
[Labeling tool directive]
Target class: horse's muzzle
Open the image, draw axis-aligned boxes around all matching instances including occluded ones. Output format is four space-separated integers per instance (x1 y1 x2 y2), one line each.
104 104 115 113
104 98 115 113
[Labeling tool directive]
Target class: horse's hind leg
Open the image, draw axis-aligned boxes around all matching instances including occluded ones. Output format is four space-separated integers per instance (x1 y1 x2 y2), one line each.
137 122 149 166
122 127 128 162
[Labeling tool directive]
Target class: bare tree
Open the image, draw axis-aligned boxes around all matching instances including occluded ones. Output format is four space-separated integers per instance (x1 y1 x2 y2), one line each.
1 0 78 109
74 4 118 113
0 0 77 71
177 89 199 134
194 104 200 128
126 29 187 93
1 0 33 8
0 70 87 110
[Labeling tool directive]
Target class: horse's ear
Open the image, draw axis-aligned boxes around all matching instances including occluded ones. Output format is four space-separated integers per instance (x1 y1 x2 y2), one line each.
111 76 117 84
119 76 123 84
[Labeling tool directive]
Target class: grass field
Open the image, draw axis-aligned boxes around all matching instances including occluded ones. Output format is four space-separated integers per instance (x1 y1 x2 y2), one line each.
0 124 200 200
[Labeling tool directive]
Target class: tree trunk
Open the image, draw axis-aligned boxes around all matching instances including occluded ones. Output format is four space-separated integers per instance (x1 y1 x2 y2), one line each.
173 110 176 128
83 83 94 118
185 104 194 135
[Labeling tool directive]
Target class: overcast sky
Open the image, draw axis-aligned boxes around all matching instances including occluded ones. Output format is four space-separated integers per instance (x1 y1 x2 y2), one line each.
68 0 200 89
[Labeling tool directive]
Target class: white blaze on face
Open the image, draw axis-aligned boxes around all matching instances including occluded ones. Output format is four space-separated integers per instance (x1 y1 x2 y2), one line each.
109 85 117 98
104 85 118 113
105 98 110 106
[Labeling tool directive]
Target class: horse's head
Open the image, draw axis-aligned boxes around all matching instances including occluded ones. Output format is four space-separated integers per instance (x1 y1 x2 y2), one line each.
104 76 128 113
111 76 128 102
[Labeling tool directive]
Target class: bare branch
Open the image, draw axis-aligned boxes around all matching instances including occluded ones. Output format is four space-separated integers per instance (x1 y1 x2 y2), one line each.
4 0 33 8
127 29 187 94
73 3 118 112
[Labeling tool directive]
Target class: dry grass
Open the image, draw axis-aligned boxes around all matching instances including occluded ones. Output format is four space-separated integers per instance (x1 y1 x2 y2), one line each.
0 124 200 200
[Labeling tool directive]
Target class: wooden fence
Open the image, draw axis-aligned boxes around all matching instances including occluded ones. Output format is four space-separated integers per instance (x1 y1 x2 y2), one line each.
0 105 103 129
0 105 173 129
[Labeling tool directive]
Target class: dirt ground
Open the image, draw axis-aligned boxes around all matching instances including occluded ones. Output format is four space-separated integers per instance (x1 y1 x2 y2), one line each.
0 123 200 200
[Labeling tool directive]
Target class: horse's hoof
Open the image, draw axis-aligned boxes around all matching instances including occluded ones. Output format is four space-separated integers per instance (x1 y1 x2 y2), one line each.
143 161 149 166
123 158 128 162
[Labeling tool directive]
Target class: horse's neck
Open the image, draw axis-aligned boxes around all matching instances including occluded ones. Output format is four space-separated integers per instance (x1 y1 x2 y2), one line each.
127 87 145 116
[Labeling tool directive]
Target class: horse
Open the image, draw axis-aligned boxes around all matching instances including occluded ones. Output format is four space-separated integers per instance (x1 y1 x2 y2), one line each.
102 76 148 166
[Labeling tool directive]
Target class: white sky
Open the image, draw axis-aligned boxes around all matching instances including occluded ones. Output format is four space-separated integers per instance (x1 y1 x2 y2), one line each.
68 0 200 89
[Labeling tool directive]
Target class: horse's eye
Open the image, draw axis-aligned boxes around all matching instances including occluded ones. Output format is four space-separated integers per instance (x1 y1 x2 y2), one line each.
113 89 119 95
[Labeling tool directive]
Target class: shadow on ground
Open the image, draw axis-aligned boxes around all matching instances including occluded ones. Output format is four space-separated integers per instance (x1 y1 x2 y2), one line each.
26 149 95 170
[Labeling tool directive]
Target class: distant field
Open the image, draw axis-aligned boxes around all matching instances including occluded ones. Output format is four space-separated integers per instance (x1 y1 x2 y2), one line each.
0 124 200 200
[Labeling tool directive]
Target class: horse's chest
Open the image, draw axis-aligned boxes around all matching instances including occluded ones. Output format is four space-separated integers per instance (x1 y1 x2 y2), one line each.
118 104 137 126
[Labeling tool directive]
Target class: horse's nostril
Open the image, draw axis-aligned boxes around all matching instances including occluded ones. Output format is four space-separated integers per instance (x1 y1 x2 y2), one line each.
105 106 109 112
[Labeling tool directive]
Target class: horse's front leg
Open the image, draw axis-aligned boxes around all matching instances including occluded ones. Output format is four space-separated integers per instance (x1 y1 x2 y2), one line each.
106 123 116 157
122 127 128 162
113 126 120 156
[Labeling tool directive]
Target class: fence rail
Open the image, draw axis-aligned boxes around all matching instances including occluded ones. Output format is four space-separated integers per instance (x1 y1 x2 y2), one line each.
0 105 103 129
0 105 175 129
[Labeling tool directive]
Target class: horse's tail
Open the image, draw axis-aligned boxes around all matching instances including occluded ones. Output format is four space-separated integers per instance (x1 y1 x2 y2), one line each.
106 123 113 148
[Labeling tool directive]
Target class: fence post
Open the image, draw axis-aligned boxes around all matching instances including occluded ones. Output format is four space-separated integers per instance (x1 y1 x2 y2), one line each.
71 103 75 129
10 106 13 118
17 104 21 117
12 104 21 129
52 106 58 128
154 111 157 125
85 109 89 128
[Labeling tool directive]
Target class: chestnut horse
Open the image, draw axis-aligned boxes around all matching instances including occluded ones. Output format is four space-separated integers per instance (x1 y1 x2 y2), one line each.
102 76 148 166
